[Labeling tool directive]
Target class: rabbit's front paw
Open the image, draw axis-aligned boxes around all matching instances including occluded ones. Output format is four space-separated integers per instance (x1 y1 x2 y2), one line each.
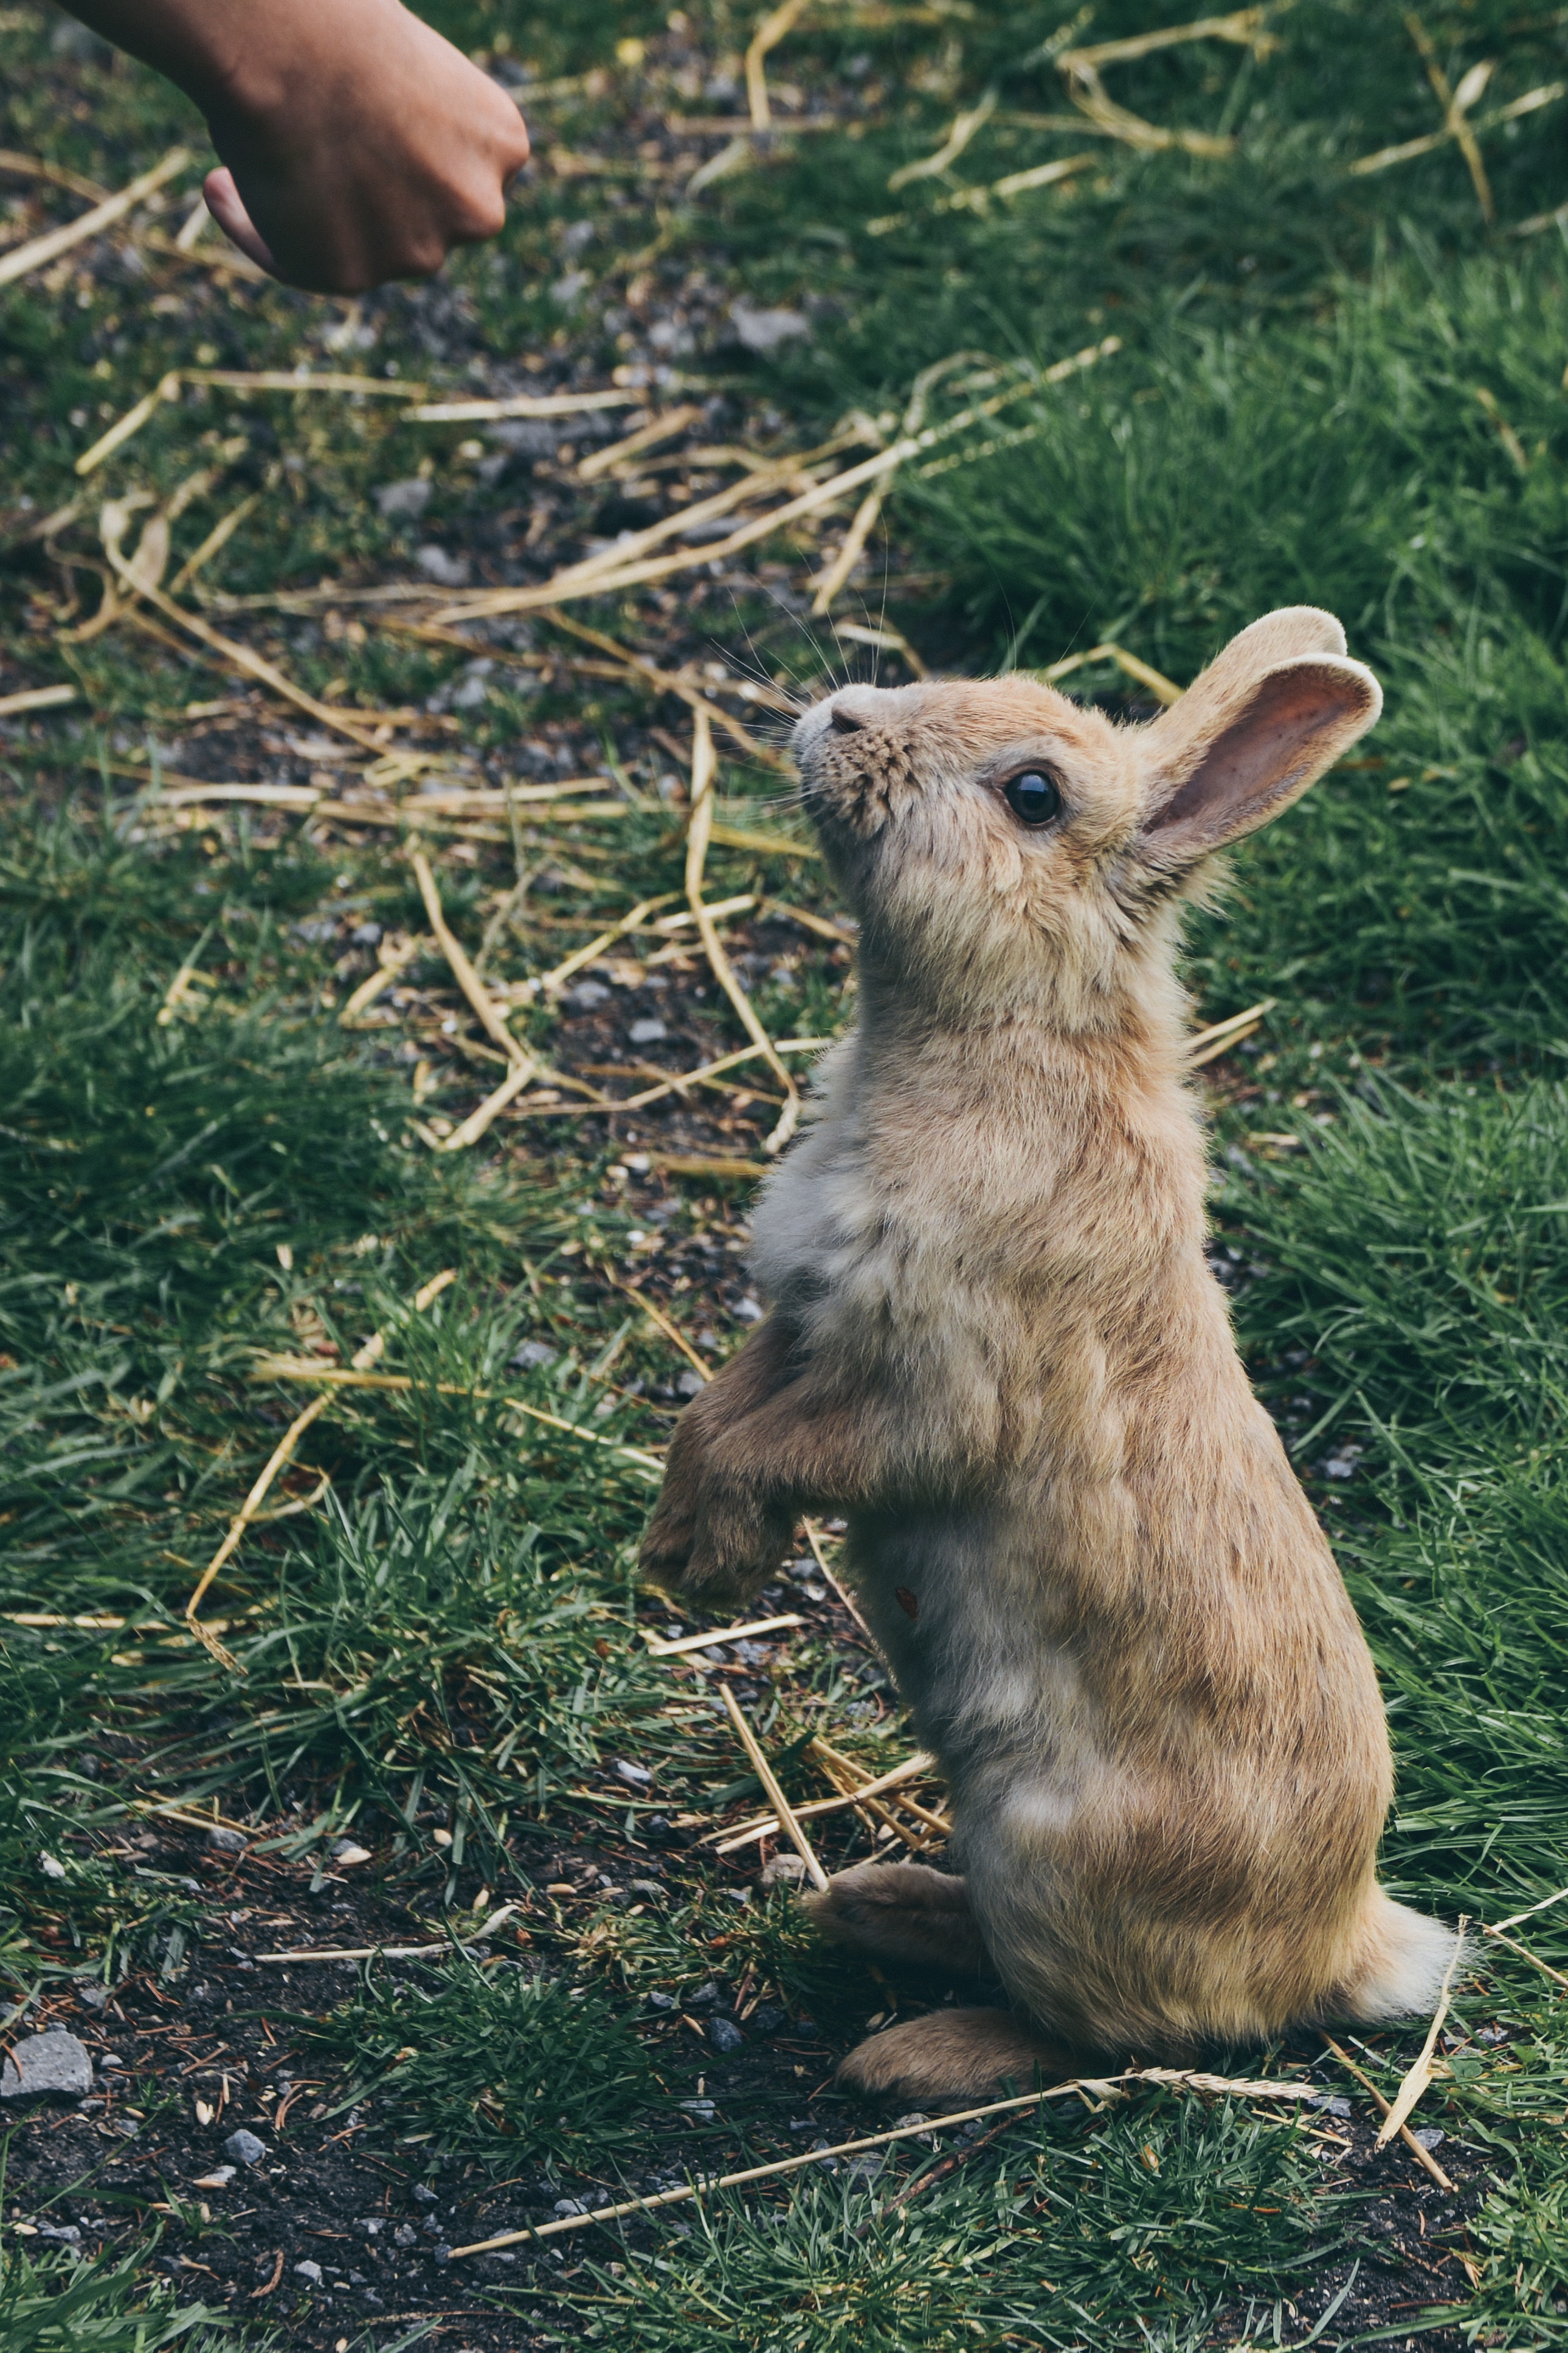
638 1495 696 1587
684 1481 792 1604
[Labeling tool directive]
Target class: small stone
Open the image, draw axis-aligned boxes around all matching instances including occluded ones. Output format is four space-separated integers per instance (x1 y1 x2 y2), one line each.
565 980 612 1010
676 1370 705 1398
451 658 494 711
729 300 811 353
414 544 469 587
707 2017 745 2056
75 1984 110 2011
432 2244 452 2264
1411 2125 1446 2150
510 1340 558 1371
223 2128 266 2166
759 1854 807 1891
361 2290 385 2310
1 2031 92 2101
421 2214 444 2237
612 1758 652 1787
1308 2095 1352 2118
348 2271 368 2287
294 2259 322 2285
554 2199 585 2218
629 1879 664 1899
628 1017 667 1045
39 1855 66 1880
411 2183 438 2205
734 1295 764 1322
374 477 432 521
646 1990 677 2011
191 2169 235 2190
393 2224 417 2248
36 2223 80 2242
750 2003 785 2034
679 2099 716 2123
205 1826 246 1854
686 1981 720 2009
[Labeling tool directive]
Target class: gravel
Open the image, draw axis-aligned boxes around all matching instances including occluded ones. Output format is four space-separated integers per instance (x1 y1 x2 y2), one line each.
1 2031 93 2101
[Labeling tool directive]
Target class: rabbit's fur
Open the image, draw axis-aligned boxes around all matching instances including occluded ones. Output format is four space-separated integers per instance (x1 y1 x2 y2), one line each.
641 608 1459 2099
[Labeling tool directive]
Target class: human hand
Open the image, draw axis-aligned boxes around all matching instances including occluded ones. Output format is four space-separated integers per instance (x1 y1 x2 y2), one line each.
58 0 530 293
200 0 530 291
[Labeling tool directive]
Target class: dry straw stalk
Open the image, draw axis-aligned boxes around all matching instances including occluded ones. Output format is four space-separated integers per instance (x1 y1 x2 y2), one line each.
185 1270 456 1662
450 2067 1322 2256
0 145 189 290
717 1682 829 1890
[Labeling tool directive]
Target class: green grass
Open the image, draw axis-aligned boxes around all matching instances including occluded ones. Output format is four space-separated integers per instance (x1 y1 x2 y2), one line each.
569 2094 1338 2352
0 2228 237 2352
5 0 1568 2343
297 1949 657 2176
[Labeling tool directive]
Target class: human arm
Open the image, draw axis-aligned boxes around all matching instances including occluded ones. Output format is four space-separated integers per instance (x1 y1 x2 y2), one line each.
56 0 530 293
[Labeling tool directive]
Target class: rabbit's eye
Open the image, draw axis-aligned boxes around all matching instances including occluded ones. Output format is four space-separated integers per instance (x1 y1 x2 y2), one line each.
1003 769 1062 827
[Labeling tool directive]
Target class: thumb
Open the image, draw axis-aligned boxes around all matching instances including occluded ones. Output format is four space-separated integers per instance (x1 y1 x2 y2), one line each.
203 166 280 275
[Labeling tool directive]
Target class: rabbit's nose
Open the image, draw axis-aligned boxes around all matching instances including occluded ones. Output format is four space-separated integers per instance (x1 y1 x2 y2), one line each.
829 687 893 733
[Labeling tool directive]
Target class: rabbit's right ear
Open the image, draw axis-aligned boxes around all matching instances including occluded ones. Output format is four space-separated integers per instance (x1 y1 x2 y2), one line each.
1135 630 1381 865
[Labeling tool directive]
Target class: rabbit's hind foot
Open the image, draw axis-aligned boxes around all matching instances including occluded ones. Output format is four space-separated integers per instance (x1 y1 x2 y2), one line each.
804 1861 990 1977
837 2008 1074 2102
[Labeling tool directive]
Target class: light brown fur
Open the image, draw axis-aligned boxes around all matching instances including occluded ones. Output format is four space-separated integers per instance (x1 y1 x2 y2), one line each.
640 609 1459 2101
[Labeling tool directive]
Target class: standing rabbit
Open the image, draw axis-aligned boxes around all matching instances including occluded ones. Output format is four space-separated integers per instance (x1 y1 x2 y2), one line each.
641 608 1459 2099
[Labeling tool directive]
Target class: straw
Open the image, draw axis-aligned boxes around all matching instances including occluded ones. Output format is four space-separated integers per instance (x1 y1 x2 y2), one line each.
0 682 76 719
185 1270 457 1662
1372 1921 1470 2147
1319 2034 1456 2191
717 1682 829 1889
746 0 811 130
643 1613 805 1658
684 709 801 1151
0 145 190 289
449 2067 1321 2256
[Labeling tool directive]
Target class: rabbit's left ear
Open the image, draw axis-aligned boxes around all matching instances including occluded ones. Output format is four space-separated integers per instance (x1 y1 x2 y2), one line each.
1136 653 1381 863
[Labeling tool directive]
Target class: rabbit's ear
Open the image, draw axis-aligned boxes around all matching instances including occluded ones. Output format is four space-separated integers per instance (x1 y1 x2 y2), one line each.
1155 608 1349 741
1137 652 1381 861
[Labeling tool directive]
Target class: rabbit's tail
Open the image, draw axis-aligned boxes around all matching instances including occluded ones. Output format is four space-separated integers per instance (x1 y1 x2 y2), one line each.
836 2007 1077 2102
1336 1888 1463 2025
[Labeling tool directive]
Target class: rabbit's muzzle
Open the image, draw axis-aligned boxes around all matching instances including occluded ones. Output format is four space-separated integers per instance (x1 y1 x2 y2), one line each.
794 686 928 845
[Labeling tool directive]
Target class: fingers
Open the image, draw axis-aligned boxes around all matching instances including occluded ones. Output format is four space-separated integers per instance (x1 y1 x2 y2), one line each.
199 0 533 293
201 165 278 275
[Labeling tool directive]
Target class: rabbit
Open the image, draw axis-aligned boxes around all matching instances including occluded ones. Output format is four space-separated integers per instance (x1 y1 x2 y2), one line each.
639 608 1460 2100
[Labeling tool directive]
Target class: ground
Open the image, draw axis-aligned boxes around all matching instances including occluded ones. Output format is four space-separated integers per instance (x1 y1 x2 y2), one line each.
2 1 1568 2349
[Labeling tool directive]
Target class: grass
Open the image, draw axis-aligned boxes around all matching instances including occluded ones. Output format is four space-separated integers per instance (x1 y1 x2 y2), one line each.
3 0 1568 2344
573 2095 1336 2353
0 2223 237 2351
297 1949 657 2175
